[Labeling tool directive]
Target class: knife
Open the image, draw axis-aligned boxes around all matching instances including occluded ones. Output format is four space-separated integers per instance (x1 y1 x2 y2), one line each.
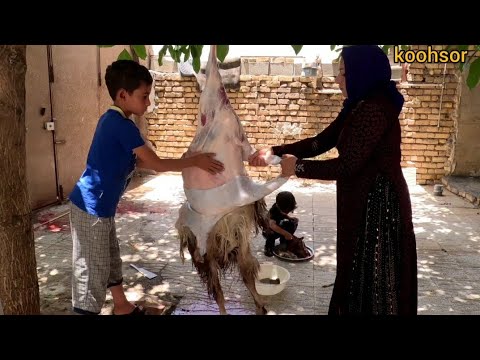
130 264 158 279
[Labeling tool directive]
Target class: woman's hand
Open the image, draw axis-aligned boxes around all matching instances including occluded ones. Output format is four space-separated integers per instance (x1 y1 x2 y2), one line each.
248 147 273 167
190 152 224 175
280 154 298 178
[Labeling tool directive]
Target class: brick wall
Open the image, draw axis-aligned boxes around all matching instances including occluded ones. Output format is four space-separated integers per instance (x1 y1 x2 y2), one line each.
399 46 461 183
146 47 461 184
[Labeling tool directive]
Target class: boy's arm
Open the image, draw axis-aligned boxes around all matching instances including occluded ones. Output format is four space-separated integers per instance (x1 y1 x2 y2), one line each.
134 144 224 174
269 219 293 240
285 214 296 221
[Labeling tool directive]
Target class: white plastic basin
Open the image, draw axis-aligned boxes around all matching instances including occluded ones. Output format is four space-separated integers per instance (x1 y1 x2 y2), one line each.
255 263 290 296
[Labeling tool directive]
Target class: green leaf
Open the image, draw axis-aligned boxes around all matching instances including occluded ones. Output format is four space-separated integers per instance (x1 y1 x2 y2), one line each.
179 45 189 62
193 45 204 70
159 45 168 56
98 45 115 47
190 45 201 58
157 45 168 66
173 45 183 61
217 45 229 62
132 45 147 60
466 58 480 89
291 45 303 55
183 45 190 62
169 45 183 63
167 45 177 62
400 45 409 51
330 45 336 51
381 45 391 54
192 56 201 73
118 49 132 60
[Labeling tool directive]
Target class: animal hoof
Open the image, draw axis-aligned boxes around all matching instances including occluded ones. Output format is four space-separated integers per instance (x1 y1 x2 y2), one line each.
256 306 268 315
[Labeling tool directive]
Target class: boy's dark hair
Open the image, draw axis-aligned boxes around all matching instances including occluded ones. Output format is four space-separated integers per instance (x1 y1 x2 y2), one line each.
105 60 153 101
276 191 297 213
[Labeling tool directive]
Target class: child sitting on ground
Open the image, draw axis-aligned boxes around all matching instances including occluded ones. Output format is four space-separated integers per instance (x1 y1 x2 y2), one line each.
262 191 299 257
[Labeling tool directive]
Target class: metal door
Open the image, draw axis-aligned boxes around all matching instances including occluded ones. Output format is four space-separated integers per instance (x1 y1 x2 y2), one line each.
25 45 58 209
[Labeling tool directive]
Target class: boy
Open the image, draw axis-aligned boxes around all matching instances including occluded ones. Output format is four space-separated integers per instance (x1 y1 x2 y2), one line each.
262 191 298 257
68 60 224 315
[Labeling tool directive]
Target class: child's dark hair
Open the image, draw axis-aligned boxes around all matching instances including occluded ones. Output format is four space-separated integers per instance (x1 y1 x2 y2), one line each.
105 60 153 101
276 191 297 213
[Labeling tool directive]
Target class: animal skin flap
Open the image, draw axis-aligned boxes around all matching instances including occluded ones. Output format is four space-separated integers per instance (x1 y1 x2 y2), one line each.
176 45 288 255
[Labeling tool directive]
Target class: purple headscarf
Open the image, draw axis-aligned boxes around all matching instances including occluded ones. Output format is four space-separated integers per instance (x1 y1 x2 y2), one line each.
340 45 404 115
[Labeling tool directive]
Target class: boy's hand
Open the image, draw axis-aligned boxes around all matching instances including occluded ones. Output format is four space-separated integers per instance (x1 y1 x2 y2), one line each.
191 152 224 175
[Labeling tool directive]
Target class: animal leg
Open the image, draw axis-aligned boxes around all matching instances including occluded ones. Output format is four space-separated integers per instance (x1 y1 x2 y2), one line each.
208 259 227 315
238 252 267 315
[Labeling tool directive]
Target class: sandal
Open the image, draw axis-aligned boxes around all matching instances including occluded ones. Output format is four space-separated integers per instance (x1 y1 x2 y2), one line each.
112 305 146 316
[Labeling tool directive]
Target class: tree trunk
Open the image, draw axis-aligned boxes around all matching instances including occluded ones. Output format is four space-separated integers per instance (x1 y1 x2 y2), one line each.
0 45 40 314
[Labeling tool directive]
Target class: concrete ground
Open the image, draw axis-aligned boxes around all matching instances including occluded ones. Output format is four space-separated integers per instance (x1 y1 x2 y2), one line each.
33 170 480 315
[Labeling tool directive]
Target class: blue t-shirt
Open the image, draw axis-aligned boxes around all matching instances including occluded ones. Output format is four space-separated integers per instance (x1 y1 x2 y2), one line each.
69 107 145 217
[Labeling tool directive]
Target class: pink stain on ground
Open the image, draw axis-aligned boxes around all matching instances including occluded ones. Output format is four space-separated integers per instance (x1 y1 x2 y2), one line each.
37 213 56 224
47 224 63 232
36 212 70 232
34 201 166 232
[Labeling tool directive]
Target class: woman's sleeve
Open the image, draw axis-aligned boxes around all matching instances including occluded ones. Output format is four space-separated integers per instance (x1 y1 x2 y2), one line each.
294 101 390 180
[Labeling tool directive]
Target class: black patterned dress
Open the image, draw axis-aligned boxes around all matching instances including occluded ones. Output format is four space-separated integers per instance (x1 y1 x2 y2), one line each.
272 94 417 315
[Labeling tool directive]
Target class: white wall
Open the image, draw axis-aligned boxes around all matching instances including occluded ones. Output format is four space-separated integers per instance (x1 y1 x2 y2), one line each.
152 45 340 63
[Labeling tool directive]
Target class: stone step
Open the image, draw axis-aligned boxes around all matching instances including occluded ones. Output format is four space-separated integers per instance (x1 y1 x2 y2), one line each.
442 175 480 207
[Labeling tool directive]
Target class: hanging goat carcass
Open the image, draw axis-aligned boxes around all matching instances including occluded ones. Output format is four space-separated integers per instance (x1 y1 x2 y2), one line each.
175 45 287 315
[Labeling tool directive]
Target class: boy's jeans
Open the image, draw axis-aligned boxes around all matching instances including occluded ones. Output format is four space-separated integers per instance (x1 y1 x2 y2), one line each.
263 218 298 250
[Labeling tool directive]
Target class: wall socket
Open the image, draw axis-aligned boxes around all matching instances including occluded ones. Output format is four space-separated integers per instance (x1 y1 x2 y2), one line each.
44 121 55 131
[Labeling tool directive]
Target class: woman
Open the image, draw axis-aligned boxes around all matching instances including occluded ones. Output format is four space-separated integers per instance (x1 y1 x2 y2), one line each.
249 45 417 315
